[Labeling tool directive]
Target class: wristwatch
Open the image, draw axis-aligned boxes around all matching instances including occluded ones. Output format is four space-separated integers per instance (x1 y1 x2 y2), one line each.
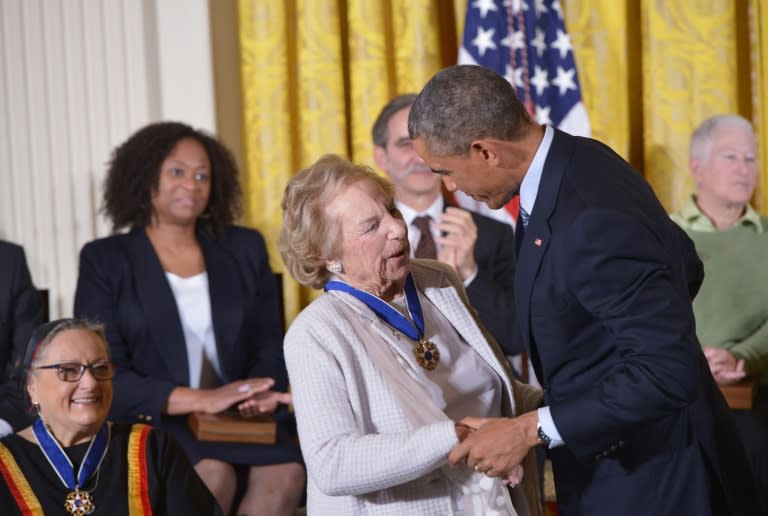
537 420 552 448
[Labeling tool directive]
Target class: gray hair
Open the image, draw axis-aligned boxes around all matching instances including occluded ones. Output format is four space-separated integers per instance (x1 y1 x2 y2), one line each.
408 65 532 157
689 114 755 161
372 94 418 148
19 318 108 393
279 154 396 289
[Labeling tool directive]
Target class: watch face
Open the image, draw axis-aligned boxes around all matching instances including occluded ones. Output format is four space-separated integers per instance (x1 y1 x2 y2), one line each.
537 423 551 446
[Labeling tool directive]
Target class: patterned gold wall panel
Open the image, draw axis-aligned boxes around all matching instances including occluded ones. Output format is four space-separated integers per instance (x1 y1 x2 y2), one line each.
295 0 348 165
347 2 392 167
563 1 633 161
641 1 741 212
752 0 768 213
238 0 293 263
347 1 444 169
390 0 442 91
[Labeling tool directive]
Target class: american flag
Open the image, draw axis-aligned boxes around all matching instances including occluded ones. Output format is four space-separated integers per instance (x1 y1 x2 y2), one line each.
455 0 590 226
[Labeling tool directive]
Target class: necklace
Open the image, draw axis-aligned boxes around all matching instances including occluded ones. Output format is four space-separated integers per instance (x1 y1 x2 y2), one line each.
32 419 110 515
325 273 440 370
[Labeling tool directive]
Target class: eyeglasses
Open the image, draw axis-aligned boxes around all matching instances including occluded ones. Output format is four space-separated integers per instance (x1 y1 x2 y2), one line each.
35 361 115 382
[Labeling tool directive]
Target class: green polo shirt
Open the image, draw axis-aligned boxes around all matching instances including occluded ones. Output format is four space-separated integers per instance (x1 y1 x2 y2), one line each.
672 195 768 383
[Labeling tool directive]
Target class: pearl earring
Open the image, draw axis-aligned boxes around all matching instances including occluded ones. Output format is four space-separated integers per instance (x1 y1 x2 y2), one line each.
33 402 41 414
328 262 343 274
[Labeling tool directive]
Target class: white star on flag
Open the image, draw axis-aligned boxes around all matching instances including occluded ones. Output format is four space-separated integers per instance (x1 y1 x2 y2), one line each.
457 0 591 228
472 0 499 18
472 26 498 57
530 65 549 95
551 29 573 59
535 104 552 124
530 28 547 57
552 66 576 95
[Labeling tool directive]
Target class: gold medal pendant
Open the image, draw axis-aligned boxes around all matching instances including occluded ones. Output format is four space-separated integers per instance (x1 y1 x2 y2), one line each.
414 339 440 370
65 489 95 515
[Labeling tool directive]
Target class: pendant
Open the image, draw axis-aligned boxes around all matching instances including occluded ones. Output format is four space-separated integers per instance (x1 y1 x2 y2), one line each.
65 489 95 515
414 339 440 370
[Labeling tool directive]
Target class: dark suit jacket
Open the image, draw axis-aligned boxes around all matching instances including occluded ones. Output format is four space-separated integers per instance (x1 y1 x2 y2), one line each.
0 241 43 431
74 227 298 465
449 203 520 355
518 129 757 515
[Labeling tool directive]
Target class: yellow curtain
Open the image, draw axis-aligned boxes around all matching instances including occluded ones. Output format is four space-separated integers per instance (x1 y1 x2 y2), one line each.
237 0 457 322
236 0 763 322
564 1 756 213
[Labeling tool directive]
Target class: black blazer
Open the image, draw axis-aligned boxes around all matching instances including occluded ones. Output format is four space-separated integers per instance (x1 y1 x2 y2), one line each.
0 241 43 431
518 129 757 514
74 227 298 465
453 206 521 355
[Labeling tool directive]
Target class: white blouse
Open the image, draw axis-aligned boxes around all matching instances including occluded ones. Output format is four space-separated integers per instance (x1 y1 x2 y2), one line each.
389 292 503 421
165 271 221 388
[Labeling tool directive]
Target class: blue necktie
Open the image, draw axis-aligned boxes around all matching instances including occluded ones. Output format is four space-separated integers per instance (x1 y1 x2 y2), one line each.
515 207 529 255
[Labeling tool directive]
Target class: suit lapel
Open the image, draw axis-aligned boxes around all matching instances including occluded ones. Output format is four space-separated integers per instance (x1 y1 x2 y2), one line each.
128 229 190 385
200 236 242 383
515 129 574 378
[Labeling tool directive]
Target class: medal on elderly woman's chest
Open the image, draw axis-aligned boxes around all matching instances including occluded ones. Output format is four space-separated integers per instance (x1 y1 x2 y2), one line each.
32 418 110 515
414 339 440 371
325 273 440 371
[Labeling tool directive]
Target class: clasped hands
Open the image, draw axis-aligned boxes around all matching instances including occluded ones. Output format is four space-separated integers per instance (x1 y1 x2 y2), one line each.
703 346 746 384
451 411 540 487
202 377 292 418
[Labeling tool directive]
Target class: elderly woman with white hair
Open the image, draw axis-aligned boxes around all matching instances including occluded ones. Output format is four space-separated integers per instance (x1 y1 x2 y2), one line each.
279 154 542 515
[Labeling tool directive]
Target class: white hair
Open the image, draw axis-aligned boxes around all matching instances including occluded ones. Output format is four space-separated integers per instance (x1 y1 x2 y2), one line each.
689 114 755 161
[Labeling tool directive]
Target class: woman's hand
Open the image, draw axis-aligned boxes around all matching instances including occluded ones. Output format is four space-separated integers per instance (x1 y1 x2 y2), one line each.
236 390 293 418
501 464 524 487
199 378 275 414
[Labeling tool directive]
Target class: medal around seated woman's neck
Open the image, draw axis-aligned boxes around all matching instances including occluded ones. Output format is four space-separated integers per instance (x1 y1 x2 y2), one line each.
65 489 95 515
414 339 440 370
32 418 108 516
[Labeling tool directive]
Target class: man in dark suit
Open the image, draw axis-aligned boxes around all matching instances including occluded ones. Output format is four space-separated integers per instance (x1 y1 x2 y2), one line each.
0 240 43 435
408 65 758 515
372 94 521 357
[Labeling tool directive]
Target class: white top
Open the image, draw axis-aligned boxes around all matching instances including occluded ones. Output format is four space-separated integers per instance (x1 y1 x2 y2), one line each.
389 293 502 421
165 271 221 388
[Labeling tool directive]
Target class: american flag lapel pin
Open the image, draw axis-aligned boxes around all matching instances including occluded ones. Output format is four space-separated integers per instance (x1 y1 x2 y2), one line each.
534 238 542 247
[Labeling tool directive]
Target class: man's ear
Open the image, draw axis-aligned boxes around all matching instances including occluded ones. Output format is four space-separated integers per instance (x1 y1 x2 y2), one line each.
470 139 499 166
373 146 388 172
690 157 703 184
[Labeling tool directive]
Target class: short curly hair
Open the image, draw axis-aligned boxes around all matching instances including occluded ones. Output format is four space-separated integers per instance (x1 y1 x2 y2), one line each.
409 65 532 157
102 121 242 235
279 154 395 289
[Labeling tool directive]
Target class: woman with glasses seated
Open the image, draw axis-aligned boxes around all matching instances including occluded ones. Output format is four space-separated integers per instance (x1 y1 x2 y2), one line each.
73 122 305 516
0 318 221 515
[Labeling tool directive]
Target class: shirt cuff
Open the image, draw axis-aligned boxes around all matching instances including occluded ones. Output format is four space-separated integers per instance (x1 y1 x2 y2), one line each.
0 418 13 437
537 406 565 449
462 266 479 287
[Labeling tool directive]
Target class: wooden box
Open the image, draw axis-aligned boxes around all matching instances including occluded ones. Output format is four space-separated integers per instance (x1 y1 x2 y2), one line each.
188 411 277 444
718 380 755 410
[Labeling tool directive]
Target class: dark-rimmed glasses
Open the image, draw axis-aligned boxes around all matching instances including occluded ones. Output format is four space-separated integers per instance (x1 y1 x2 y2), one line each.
35 361 115 382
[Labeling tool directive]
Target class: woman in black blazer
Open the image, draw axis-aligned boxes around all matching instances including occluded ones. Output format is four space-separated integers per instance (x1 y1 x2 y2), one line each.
74 122 305 516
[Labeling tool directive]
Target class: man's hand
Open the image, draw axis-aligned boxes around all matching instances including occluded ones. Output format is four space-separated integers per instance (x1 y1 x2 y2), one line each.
703 346 747 384
437 207 478 281
448 411 540 478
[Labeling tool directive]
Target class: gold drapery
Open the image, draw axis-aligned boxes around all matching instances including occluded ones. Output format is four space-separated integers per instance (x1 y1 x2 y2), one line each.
235 0 763 323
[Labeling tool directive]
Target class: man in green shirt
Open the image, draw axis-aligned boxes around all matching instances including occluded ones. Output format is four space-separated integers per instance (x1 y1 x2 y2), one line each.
672 113 768 505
